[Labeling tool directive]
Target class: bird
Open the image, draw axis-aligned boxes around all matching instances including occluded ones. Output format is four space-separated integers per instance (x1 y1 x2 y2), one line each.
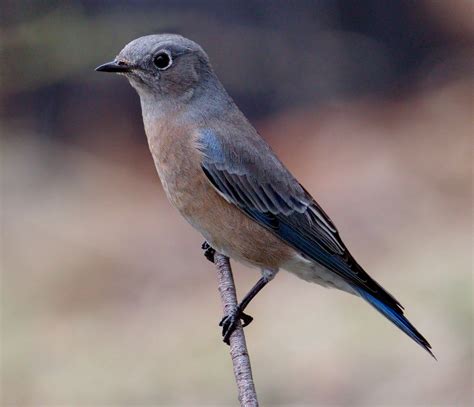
96 34 434 358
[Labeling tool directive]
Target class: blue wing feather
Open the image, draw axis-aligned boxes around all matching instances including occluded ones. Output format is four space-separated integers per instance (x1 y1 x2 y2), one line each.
198 129 434 357
356 287 435 358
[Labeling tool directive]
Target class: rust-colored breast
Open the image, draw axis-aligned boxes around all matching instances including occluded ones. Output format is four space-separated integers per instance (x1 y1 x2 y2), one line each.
144 116 294 269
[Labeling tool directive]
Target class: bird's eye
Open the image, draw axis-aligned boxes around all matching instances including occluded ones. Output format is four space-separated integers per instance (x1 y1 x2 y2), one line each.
153 52 172 70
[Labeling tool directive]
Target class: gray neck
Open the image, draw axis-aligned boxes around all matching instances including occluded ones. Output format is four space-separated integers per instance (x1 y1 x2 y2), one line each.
137 73 235 128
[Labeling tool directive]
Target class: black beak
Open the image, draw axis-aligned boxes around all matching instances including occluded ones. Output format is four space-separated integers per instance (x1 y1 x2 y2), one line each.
95 60 131 73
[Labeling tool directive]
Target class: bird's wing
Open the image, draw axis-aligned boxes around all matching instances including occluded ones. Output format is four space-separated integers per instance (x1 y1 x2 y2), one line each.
197 128 400 307
197 129 435 357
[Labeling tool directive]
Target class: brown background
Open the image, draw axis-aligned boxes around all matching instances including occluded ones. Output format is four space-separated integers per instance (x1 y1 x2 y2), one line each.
2 0 473 405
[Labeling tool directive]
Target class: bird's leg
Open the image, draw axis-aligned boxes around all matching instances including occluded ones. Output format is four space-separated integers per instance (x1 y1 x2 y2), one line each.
201 241 216 263
220 268 278 344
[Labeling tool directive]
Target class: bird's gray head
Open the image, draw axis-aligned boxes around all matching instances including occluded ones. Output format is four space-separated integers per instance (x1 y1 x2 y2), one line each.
96 34 214 101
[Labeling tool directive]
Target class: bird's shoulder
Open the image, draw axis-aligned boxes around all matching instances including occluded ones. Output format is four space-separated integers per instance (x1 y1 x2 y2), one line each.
197 120 308 197
195 124 344 251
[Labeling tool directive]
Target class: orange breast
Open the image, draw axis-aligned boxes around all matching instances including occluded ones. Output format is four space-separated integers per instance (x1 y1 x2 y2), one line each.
144 118 295 269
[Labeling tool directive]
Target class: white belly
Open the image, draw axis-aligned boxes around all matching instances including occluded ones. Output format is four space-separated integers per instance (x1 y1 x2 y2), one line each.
281 253 356 295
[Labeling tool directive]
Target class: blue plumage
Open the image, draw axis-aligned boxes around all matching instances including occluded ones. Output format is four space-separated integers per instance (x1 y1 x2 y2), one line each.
200 129 434 358
251 209 436 359
355 287 435 358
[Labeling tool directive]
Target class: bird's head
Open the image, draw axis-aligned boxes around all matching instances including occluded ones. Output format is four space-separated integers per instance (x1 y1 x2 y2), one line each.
96 34 213 101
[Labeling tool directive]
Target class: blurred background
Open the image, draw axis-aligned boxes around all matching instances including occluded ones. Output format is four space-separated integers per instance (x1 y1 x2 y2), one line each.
1 0 473 405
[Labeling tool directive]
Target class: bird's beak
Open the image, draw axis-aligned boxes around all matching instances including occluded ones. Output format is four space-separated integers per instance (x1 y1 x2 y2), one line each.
95 60 131 73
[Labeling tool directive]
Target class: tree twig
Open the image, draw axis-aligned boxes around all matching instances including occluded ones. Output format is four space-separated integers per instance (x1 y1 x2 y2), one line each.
214 252 259 407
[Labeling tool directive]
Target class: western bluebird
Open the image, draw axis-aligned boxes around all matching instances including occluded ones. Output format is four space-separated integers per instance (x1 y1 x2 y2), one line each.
96 34 434 358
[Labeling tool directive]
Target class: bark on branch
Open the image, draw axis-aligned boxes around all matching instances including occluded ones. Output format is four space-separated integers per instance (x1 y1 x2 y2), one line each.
214 252 259 407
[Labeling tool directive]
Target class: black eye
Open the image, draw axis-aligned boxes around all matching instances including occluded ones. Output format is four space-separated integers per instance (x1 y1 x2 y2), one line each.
153 52 172 70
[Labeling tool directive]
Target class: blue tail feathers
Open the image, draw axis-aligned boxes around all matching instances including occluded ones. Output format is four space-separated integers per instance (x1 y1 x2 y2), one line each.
355 287 436 359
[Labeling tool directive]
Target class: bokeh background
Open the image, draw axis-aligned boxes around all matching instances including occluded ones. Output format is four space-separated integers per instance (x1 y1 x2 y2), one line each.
1 1 473 405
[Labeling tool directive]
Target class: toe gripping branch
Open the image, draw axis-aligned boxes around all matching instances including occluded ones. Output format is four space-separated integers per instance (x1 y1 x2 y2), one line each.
219 308 254 345
202 241 216 263
201 240 271 345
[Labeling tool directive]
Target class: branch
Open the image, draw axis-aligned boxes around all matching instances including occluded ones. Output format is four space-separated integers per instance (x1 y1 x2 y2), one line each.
214 252 259 407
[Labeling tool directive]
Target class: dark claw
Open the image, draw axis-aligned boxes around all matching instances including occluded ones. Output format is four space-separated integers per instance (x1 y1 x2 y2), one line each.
219 313 236 344
201 241 216 263
219 309 254 345
241 312 253 327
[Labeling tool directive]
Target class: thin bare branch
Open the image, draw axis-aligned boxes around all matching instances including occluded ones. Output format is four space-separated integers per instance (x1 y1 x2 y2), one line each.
214 252 259 407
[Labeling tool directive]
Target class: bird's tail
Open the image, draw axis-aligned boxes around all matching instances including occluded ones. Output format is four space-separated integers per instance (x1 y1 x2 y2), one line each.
354 287 436 359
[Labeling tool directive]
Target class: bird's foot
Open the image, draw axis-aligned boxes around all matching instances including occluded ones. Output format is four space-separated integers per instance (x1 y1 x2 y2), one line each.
219 308 254 345
201 241 216 263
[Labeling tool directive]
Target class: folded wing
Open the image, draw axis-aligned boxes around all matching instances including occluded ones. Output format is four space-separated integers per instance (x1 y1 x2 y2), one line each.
197 128 434 357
